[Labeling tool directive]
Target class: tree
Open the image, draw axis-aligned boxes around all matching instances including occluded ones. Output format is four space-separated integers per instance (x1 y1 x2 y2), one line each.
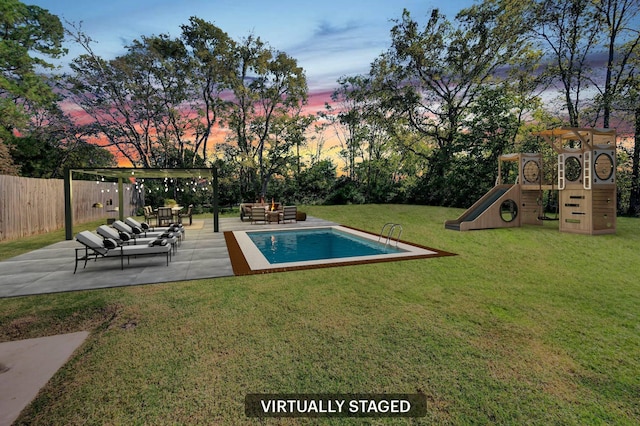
9 133 115 178
453 86 521 205
256 111 312 198
629 97 640 216
374 1 535 205
533 0 602 127
63 22 229 169
10 97 116 177
180 17 236 165
592 0 640 128
328 74 423 203
297 159 336 204
0 0 66 139
225 35 308 200
615 48 640 216
0 138 19 175
322 76 370 180
65 33 175 167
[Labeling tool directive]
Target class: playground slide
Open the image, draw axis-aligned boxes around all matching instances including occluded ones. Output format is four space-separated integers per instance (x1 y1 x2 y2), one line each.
444 185 513 231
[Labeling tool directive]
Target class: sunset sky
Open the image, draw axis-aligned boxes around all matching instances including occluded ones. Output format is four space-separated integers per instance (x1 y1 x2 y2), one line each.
25 0 475 165
30 0 475 96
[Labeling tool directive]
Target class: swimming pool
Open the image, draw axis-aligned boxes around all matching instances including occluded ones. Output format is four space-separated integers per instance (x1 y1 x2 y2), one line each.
231 226 442 272
247 227 405 264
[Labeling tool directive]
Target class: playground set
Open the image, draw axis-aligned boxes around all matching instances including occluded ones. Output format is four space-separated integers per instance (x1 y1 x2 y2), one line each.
445 127 617 235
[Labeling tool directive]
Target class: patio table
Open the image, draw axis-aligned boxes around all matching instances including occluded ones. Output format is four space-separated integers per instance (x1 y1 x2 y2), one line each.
266 210 281 223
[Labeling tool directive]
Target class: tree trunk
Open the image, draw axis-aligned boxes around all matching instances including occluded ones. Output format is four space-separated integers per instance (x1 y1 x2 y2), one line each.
627 106 640 216
260 174 269 200
603 34 615 129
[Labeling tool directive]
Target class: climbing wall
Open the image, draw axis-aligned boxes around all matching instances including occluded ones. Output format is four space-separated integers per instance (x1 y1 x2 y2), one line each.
520 189 541 225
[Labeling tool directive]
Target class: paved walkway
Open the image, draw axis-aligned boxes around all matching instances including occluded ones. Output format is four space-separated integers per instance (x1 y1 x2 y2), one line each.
0 331 89 426
0 216 335 298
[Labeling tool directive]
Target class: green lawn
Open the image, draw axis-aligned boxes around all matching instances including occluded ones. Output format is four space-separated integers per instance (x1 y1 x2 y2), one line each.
1 205 639 425
0 219 109 261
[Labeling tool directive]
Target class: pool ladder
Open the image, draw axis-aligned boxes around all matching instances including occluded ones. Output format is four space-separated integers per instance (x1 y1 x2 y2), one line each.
379 223 403 247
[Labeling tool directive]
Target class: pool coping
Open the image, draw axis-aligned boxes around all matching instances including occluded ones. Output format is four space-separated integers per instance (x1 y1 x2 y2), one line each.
224 225 456 276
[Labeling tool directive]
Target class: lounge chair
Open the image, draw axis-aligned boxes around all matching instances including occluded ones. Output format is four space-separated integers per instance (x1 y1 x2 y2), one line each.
124 218 185 241
281 206 297 223
74 230 171 273
113 220 182 246
96 225 178 254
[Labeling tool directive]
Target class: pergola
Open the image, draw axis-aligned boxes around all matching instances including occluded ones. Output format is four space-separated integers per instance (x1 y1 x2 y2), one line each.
63 167 219 240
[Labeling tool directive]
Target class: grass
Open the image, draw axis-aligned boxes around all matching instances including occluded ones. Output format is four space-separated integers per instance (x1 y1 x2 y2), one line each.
0 219 109 261
1 205 639 424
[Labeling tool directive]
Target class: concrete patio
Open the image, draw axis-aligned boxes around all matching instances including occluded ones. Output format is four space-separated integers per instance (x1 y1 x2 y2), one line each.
0 216 336 298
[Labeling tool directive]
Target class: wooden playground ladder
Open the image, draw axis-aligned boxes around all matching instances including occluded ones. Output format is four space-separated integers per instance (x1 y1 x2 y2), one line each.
378 223 403 247
583 151 592 190
558 153 565 190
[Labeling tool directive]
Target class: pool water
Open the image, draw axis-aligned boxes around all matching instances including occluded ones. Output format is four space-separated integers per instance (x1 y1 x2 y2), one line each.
247 228 405 264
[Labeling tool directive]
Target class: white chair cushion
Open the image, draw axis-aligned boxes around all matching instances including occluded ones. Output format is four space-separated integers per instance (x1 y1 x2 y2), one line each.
76 231 108 255
112 220 133 234
102 244 170 257
97 225 120 240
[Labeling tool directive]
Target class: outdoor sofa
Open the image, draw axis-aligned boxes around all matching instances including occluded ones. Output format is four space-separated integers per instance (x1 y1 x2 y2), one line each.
240 202 280 221
248 205 297 224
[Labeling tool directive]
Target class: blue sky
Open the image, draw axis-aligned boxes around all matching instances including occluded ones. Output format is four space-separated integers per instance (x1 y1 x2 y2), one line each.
29 0 475 92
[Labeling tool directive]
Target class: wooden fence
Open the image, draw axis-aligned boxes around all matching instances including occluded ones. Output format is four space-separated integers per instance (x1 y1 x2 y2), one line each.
0 175 142 241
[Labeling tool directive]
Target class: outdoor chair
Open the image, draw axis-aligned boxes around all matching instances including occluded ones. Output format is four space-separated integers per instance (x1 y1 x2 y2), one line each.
157 207 173 226
240 203 255 221
143 206 158 226
281 205 297 223
178 204 194 225
74 230 172 273
250 206 267 224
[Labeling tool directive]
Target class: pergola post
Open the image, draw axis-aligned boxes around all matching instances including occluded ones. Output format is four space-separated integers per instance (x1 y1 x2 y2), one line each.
64 168 73 240
118 176 124 221
213 167 219 232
